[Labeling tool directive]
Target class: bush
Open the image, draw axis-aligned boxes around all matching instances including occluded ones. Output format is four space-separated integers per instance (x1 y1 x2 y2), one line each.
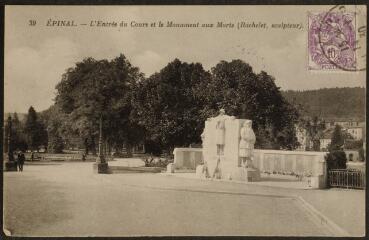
358 147 365 161
144 140 162 156
325 150 347 170
143 156 169 168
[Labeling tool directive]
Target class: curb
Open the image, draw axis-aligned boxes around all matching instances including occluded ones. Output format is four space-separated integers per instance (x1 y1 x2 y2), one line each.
3 228 12 236
162 172 314 190
115 181 294 199
109 166 163 173
296 196 350 237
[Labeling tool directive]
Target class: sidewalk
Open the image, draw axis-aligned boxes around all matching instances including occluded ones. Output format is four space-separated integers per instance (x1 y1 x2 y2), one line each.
163 172 365 236
4 162 364 236
110 158 365 236
297 188 365 236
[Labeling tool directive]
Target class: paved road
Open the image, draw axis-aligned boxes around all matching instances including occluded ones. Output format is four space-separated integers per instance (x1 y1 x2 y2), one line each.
2 162 338 236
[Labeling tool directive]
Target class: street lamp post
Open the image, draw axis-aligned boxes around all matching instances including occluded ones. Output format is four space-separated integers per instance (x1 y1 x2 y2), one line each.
4 116 17 171
93 115 109 173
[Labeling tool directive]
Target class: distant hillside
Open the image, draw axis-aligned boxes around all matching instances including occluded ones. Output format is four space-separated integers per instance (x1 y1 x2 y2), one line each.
282 87 366 120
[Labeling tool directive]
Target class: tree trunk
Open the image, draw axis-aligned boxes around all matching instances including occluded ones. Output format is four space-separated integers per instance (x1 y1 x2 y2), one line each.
84 138 89 155
91 137 97 156
108 143 111 156
126 142 133 157
104 140 109 158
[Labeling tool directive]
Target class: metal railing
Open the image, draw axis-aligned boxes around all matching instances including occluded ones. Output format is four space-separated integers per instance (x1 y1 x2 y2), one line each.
328 169 366 189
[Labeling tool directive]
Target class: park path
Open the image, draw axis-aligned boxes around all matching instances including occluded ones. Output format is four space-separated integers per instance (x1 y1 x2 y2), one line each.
3 161 364 236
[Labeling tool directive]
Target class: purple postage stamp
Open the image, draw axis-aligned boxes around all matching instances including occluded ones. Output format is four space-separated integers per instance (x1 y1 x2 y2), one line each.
308 11 356 71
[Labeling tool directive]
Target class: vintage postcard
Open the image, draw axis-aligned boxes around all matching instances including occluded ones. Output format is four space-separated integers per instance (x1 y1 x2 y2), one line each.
2 4 367 237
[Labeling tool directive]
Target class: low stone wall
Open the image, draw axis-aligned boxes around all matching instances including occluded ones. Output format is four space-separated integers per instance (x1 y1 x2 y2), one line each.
173 148 203 170
253 149 327 175
253 149 327 188
172 148 328 188
346 161 366 171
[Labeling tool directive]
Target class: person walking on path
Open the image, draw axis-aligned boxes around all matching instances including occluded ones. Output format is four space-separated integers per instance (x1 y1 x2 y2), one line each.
17 151 25 172
16 151 20 171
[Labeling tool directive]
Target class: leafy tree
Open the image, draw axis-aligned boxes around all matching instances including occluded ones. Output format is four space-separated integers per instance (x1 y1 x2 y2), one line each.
41 105 82 152
143 139 163 156
200 60 299 149
24 106 47 151
131 59 211 153
325 150 347 170
47 116 64 153
11 112 28 151
326 124 347 171
55 54 144 155
329 125 345 151
302 116 326 151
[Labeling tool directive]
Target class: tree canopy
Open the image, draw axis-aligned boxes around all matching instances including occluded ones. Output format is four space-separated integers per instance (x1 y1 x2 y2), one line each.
329 125 345 151
4 114 27 152
11 54 365 155
41 56 301 154
24 106 47 151
55 54 144 154
199 60 299 149
131 59 211 152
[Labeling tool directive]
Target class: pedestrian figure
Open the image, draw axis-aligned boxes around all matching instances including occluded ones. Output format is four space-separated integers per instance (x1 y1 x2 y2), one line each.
17 151 25 172
31 151 34 162
15 150 20 171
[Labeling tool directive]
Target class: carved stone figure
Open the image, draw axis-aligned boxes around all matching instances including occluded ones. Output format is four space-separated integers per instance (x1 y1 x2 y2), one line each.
239 120 255 168
215 120 225 155
215 109 227 155
201 129 205 143
212 156 222 179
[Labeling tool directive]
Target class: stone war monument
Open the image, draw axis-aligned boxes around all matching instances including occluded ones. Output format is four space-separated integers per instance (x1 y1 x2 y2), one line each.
196 109 261 182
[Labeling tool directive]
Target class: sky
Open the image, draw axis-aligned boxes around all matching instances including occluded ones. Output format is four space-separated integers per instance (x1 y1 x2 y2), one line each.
4 5 367 113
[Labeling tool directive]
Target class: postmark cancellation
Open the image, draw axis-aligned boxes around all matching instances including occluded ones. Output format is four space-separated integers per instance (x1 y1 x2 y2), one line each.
308 11 356 71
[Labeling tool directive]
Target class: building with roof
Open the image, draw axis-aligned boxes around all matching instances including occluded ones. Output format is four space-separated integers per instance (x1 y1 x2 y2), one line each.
324 117 364 129
346 126 364 140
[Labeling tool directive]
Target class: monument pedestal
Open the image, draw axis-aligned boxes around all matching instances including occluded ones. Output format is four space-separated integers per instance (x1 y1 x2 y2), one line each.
196 164 204 177
93 162 109 174
4 161 17 171
167 163 175 173
232 167 261 182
